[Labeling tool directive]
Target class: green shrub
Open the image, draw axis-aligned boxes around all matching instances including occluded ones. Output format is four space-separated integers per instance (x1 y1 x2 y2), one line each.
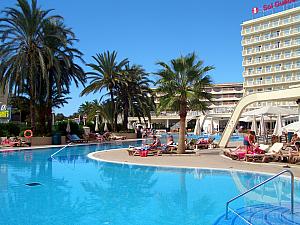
56 121 84 136
0 123 23 137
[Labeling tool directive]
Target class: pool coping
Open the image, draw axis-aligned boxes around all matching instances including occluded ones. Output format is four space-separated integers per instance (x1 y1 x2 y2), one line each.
0 138 145 152
87 148 300 180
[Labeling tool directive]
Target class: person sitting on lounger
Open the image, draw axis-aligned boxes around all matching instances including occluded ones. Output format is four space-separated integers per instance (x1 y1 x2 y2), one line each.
291 133 300 145
244 131 255 152
159 135 176 154
149 135 161 149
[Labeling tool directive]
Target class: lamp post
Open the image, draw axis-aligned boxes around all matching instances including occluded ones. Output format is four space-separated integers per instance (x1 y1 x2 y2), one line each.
296 99 300 121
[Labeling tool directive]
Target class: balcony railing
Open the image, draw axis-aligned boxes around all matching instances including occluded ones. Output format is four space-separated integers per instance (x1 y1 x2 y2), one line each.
242 53 300 66
242 28 300 46
243 65 300 77
242 41 300 56
244 76 300 87
241 16 300 35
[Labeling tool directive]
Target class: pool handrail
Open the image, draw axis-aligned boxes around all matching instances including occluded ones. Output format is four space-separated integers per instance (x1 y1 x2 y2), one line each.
50 142 73 159
225 169 294 220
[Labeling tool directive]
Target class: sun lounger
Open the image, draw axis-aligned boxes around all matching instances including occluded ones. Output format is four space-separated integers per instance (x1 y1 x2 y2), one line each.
67 134 88 143
246 143 283 163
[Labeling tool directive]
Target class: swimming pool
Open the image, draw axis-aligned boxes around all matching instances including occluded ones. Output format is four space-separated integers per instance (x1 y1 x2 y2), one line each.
0 141 299 225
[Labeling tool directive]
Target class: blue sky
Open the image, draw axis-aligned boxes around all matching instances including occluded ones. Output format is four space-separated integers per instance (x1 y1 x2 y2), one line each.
0 0 289 115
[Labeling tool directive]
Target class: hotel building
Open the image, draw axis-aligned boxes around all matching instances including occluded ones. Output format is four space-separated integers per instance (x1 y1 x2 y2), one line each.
128 82 243 132
242 6 300 110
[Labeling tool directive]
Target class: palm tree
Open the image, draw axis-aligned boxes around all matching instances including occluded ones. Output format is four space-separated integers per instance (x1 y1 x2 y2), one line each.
0 0 60 129
156 53 214 153
0 0 85 134
80 51 128 131
115 64 155 130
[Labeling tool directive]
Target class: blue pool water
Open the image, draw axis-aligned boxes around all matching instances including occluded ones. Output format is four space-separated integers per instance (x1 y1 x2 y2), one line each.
0 141 299 225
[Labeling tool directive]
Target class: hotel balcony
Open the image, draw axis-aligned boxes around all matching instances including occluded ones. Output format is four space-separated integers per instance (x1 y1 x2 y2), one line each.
241 15 300 36
242 41 300 56
242 53 300 67
243 65 300 77
243 75 300 87
242 28 300 46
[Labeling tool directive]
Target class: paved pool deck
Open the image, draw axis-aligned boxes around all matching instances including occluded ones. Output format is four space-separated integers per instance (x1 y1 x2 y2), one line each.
89 148 300 178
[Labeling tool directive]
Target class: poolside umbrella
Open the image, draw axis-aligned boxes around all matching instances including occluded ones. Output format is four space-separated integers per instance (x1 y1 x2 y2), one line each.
243 106 297 116
281 121 300 133
273 114 283 136
194 118 201 135
95 115 99 132
258 114 267 137
104 122 109 132
208 118 214 134
251 115 257 134
66 119 71 133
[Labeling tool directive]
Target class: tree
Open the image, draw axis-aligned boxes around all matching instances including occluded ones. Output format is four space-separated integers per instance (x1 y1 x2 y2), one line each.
0 0 85 135
115 64 155 130
156 53 214 153
80 51 128 131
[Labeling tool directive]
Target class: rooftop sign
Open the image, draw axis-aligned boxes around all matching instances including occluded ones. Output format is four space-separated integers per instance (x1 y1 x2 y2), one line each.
252 0 297 15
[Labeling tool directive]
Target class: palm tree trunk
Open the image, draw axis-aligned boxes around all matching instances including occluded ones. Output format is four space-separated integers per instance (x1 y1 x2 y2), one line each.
109 89 116 131
178 101 187 154
177 116 186 154
123 102 129 130
30 99 36 131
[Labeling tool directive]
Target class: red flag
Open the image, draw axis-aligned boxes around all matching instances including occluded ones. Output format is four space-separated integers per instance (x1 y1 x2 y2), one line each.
252 7 259 14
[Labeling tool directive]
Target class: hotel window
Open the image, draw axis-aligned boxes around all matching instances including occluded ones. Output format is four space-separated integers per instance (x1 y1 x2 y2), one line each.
266 65 271 72
296 25 300 33
247 47 252 54
283 28 290 35
273 20 279 26
284 62 291 69
256 77 263 83
264 33 270 39
255 36 260 41
256 45 262 52
245 27 251 33
296 37 300 45
275 75 281 82
296 72 300 80
275 41 280 48
254 25 259 31
284 39 291 46
285 51 291 58
266 76 272 83
274 52 281 59
275 64 281 71
257 88 263 92
294 14 300 21
255 56 261 63
247 57 252 63
257 67 262 73
286 73 292 81
264 43 271 50
283 17 290 24
263 23 269 29
296 49 300 56
246 37 251 44
248 89 254 94
248 68 253 74
266 87 272 92
265 54 271 61
296 61 300 68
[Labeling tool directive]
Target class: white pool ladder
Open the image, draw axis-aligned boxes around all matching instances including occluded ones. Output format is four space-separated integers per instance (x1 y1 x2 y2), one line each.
50 143 73 160
225 170 295 224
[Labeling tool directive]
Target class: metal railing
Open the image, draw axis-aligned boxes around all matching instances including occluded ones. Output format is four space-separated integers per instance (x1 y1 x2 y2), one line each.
50 142 72 160
225 170 294 221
